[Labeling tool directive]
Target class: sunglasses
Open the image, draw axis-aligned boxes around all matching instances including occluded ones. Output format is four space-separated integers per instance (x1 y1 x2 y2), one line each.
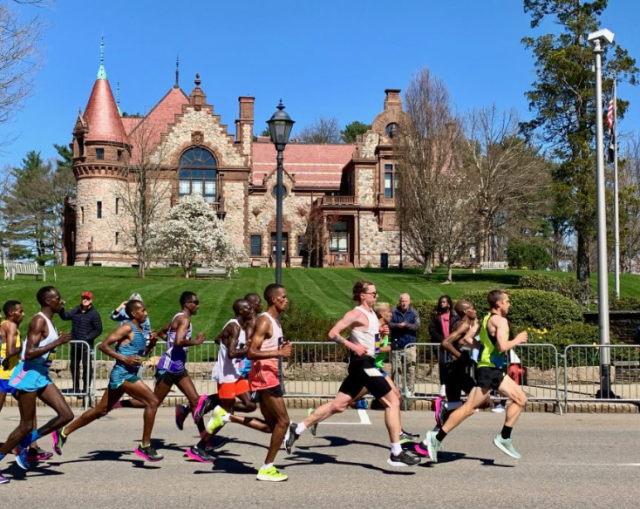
188 300 200 305
364 291 378 296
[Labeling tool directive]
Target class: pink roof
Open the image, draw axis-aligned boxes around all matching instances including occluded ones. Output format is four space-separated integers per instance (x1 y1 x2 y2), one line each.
83 79 129 144
252 142 354 189
121 116 141 134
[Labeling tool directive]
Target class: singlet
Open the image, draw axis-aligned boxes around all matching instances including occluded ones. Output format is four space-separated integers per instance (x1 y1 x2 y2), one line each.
348 305 380 360
249 312 283 390
113 320 147 374
0 321 21 380
158 312 192 374
22 312 58 370
373 334 389 369
477 313 506 369
212 319 246 383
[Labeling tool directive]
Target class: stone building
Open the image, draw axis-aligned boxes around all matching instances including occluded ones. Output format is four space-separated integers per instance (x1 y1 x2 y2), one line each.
63 59 405 268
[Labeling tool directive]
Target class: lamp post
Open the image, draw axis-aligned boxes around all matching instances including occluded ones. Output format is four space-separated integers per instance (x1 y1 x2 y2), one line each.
267 100 295 286
588 29 614 398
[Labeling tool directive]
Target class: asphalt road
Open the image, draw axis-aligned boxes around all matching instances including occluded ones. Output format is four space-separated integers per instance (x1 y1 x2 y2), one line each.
0 407 638 508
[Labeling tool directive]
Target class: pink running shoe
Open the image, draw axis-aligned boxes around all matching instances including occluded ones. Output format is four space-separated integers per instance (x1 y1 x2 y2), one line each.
414 443 430 457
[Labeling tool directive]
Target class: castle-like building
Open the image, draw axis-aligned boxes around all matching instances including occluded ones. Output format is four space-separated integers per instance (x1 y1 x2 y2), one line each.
63 58 404 269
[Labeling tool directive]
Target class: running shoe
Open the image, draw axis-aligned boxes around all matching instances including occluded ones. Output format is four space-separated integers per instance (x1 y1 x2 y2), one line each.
185 445 215 463
134 444 164 462
13 447 31 470
387 450 421 467
493 434 521 459
193 394 214 422
175 404 189 431
491 404 506 414
307 409 318 436
424 431 441 463
205 436 229 451
51 428 67 455
285 422 299 454
0 471 9 484
413 443 430 457
205 405 228 434
256 465 288 482
27 447 53 462
399 430 420 443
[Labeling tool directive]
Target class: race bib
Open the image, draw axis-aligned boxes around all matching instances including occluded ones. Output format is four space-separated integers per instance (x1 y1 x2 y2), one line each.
364 367 383 377
374 333 381 355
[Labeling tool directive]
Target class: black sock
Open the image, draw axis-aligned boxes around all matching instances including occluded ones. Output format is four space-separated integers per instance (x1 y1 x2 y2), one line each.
501 425 513 440
436 429 447 442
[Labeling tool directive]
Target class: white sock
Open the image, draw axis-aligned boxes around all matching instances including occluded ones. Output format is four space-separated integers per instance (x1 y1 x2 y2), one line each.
445 401 462 411
221 414 231 422
296 422 307 435
262 462 273 470
391 442 402 455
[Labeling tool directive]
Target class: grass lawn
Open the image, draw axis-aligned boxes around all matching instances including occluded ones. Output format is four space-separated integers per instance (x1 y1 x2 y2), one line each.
0 266 638 340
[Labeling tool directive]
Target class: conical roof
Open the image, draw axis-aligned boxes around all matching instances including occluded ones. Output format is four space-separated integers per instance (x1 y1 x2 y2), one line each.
83 77 129 145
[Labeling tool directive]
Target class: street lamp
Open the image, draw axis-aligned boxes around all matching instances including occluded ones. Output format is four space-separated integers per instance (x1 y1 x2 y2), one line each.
588 28 615 399
267 100 295 285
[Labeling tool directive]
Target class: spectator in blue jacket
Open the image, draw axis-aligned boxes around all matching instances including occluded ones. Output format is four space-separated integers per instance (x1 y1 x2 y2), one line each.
390 293 420 396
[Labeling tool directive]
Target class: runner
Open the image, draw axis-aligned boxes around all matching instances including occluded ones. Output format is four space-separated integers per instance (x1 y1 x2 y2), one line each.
50 299 163 462
415 299 479 456
0 301 52 465
286 280 420 467
0 287 74 483
422 290 528 462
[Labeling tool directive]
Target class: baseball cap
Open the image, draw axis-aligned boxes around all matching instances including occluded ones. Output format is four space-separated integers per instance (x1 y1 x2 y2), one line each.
81 292 93 299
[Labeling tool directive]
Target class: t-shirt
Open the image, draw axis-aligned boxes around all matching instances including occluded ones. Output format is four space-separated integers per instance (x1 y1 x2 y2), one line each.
441 312 451 338
374 334 389 369
0 321 21 380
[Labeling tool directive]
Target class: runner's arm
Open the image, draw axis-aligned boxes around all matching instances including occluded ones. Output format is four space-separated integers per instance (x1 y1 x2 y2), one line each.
328 310 368 356
23 315 71 360
247 316 282 360
441 322 470 359
4 322 21 358
98 323 136 364
226 323 248 359
495 317 527 352
173 315 202 347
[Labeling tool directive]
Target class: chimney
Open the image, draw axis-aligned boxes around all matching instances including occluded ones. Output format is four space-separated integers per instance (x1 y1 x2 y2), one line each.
236 96 255 162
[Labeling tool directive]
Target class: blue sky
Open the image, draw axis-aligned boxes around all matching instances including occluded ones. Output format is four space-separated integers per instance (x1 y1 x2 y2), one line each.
3 0 640 168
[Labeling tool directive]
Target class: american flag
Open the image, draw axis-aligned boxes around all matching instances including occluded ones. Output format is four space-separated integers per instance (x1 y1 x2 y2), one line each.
607 82 616 164
607 98 615 134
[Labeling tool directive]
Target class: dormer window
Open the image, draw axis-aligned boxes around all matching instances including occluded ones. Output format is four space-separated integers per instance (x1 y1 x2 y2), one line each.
385 123 399 138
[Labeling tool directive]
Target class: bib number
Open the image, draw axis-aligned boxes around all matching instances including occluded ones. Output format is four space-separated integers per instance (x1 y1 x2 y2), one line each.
374 333 381 355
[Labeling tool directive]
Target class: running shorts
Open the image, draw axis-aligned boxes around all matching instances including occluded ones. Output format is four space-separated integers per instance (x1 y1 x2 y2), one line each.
9 362 52 393
0 378 17 395
257 384 283 399
109 364 142 390
218 377 250 400
155 369 189 387
339 358 392 400
443 359 475 403
475 367 505 390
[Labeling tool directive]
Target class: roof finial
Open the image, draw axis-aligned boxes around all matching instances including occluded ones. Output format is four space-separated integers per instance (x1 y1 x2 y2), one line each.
277 99 284 111
174 54 179 88
97 34 107 79
116 80 121 115
195 73 201 87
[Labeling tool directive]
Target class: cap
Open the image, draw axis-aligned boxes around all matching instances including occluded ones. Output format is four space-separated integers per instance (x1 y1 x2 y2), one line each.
81 292 93 299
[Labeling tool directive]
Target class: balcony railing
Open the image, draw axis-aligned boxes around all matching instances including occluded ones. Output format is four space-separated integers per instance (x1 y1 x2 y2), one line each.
319 196 359 206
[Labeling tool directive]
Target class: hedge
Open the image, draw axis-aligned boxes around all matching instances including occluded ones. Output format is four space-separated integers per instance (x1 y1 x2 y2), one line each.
518 274 593 306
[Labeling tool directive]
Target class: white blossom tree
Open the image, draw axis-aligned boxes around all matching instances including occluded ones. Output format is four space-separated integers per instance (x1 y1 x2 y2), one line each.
149 194 245 278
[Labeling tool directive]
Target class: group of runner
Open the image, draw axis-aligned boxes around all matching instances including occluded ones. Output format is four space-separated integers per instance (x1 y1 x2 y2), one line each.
0 281 527 484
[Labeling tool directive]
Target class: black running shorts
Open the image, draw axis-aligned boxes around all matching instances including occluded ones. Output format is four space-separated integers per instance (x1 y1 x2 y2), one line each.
339 358 392 400
443 359 475 402
258 384 283 399
475 367 505 390
155 368 189 387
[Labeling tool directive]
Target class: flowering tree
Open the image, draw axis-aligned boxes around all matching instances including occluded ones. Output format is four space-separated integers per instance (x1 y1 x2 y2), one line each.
149 194 245 278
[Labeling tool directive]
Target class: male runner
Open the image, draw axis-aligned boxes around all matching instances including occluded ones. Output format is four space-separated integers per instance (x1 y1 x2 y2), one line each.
218 284 292 481
50 299 163 462
0 287 74 482
423 290 528 462
286 280 420 467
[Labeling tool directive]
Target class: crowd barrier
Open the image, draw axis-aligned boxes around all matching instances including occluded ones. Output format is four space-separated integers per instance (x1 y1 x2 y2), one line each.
42 340 640 413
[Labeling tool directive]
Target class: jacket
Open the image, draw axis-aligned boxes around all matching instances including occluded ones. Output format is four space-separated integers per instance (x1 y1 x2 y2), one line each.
58 305 103 345
428 312 460 344
390 306 420 350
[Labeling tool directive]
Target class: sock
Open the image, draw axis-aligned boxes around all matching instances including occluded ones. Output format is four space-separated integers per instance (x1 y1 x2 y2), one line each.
262 462 273 470
221 414 231 423
295 422 307 435
61 429 67 438
435 429 447 442
501 425 513 440
20 430 42 449
445 401 462 411
390 442 402 455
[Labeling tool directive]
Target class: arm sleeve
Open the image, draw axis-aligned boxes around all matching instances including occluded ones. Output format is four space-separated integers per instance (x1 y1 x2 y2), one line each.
428 315 443 343
111 310 127 322
58 307 76 321
85 311 103 342
405 313 421 332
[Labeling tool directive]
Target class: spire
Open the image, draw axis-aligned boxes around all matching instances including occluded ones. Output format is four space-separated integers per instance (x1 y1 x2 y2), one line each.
174 54 179 88
84 73 128 145
97 34 107 79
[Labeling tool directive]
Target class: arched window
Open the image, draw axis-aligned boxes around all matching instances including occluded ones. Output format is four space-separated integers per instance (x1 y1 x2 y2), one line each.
178 147 218 203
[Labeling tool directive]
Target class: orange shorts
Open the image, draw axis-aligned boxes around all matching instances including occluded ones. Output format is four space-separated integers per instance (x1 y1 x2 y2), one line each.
217 377 250 400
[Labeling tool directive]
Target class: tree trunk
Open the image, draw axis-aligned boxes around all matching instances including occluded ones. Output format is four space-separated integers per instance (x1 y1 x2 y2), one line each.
576 230 591 282
447 264 453 282
422 253 432 274
137 257 145 278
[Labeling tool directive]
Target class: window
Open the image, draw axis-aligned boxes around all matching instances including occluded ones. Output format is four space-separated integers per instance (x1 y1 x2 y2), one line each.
115 198 120 215
117 150 123 162
385 123 399 138
250 235 262 256
298 235 307 256
96 148 104 160
81 207 85 225
115 232 119 245
384 164 395 199
97 201 102 219
329 221 348 253
178 147 218 203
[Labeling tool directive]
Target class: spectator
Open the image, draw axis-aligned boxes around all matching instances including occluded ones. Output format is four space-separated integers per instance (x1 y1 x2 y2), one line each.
428 295 460 397
390 293 420 396
111 293 151 337
58 291 103 394
634 323 640 345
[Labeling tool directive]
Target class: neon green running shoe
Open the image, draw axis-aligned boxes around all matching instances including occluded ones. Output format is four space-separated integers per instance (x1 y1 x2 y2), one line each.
307 408 318 436
256 466 288 482
206 405 228 434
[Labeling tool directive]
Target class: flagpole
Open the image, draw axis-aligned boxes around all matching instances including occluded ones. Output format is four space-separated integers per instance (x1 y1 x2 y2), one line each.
613 77 620 298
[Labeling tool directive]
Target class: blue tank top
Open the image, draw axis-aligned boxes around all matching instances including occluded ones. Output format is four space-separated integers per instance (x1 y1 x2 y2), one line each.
113 320 147 370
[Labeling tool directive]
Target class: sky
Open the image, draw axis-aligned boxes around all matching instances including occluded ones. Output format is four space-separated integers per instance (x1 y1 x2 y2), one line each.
3 0 640 169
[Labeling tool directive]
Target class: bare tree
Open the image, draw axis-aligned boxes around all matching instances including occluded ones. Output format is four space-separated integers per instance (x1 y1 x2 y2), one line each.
464 106 550 263
619 136 640 273
0 0 45 144
394 68 463 274
298 116 341 144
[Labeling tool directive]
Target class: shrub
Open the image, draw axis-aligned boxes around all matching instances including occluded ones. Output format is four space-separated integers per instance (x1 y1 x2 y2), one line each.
609 296 640 311
411 299 438 342
460 289 583 330
280 301 337 342
518 274 593 306
506 239 551 270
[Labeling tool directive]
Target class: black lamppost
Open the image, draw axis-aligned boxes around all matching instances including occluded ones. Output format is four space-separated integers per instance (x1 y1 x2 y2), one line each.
267 101 295 285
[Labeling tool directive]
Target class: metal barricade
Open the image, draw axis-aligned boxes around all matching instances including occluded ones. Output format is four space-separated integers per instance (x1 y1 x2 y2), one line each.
400 343 441 403
563 344 640 407
50 340 93 409
284 341 348 398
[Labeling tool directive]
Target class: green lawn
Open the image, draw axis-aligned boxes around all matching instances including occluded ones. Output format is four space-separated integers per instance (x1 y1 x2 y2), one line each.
1 266 638 340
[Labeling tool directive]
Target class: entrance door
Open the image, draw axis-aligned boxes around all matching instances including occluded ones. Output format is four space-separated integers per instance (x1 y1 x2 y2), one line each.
270 232 289 264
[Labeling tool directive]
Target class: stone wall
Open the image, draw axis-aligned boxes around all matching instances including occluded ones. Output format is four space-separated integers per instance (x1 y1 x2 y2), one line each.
222 180 247 252
358 212 400 267
583 311 640 343
357 168 375 206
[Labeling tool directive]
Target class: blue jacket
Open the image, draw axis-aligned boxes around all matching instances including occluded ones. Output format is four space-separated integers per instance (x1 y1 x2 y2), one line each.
390 306 420 350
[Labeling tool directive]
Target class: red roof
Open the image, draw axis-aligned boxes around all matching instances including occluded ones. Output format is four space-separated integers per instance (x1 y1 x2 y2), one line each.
121 116 141 134
252 142 353 189
83 79 129 145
